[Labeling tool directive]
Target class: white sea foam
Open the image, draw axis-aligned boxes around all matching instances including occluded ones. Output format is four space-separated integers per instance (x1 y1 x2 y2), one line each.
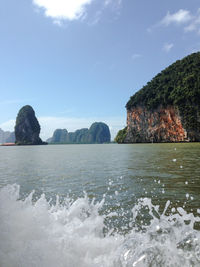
0 184 200 267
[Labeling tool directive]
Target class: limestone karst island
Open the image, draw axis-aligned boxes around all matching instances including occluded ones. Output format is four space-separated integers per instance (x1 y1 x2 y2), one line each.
47 122 111 144
0 105 45 146
15 105 46 145
0 105 111 145
115 52 200 143
1 53 200 145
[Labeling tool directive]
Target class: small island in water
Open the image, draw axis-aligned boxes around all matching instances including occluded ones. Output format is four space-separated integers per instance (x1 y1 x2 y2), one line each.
1 105 111 146
47 122 111 144
15 105 46 145
0 128 15 144
115 52 200 143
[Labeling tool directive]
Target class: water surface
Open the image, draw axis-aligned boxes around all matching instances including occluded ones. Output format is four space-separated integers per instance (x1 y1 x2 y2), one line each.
0 143 200 266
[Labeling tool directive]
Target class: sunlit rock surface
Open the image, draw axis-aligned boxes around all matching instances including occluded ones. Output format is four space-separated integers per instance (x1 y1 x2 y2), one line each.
125 105 194 143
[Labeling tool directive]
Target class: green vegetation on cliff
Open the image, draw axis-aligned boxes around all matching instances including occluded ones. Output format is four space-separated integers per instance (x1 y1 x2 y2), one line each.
126 52 200 131
88 122 111 143
114 127 127 143
48 122 111 144
15 105 46 145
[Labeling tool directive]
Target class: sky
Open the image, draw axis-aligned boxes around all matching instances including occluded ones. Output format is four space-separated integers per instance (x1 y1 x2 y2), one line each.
0 0 200 140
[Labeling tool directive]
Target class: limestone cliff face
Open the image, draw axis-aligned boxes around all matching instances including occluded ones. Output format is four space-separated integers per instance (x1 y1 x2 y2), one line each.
120 52 200 143
125 105 200 143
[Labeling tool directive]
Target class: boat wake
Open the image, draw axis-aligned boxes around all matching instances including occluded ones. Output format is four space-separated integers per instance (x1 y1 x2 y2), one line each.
0 184 200 267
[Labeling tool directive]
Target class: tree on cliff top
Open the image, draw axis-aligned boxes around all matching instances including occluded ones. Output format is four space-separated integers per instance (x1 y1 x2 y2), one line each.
126 52 200 131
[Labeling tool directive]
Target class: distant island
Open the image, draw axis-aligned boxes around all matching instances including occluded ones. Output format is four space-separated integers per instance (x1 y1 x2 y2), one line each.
47 122 111 144
115 52 200 143
1 106 111 146
0 129 15 144
15 105 47 145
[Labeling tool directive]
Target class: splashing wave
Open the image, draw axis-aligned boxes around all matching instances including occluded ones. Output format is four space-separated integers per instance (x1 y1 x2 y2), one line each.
0 184 200 267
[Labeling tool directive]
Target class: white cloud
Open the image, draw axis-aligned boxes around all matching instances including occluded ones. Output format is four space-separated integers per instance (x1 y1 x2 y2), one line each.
0 116 125 141
53 20 63 27
89 10 102 25
184 23 197 32
104 0 122 8
184 8 200 34
104 0 114 6
131 54 142 61
160 8 200 35
149 8 200 36
163 43 174 53
33 0 122 24
104 0 116 6
161 9 192 26
33 0 94 22
0 120 15 132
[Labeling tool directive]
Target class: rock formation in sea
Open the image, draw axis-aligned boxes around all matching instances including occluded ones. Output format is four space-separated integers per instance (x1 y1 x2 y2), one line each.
87 122 111 143
47 122 111 144
115 52 200 143
0 129 15 143
15 105 46 145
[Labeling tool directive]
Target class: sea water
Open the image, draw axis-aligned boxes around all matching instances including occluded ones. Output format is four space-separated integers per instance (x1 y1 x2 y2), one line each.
0 143 200 266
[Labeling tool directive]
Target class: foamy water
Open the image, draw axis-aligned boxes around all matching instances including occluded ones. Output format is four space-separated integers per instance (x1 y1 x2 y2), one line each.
1 184 200 267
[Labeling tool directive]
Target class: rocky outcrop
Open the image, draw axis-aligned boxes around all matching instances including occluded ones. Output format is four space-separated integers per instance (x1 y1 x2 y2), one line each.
116 52 200 143
87 122 111 143
0 129 15 143
15 105 46 145
47 122 111 144
47 129 68 143
125 105 198 143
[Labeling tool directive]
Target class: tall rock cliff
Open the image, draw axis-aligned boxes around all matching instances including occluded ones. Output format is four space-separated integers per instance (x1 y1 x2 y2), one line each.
15 105 46 145
125 106 190 142
116 52 200 143
47 122 111 144
88 122 111 143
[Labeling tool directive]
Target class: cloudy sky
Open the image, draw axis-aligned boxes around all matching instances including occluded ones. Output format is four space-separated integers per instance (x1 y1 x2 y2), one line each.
0 0 200 140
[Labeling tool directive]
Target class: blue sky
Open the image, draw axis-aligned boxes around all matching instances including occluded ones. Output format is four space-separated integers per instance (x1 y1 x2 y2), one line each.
0 0 200 140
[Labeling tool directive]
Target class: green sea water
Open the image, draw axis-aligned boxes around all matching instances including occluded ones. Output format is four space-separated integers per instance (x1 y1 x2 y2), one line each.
0 143 199 207
0 143 200 266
